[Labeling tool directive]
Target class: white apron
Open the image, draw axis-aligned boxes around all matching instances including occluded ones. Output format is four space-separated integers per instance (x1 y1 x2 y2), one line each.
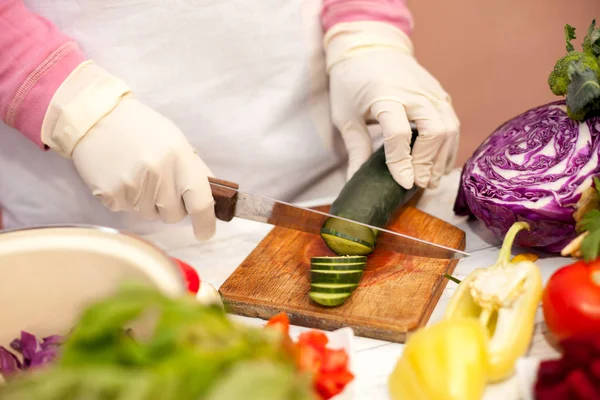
0 0 349 234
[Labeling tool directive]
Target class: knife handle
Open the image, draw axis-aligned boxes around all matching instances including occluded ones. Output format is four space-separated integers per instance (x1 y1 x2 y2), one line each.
208 177 239 222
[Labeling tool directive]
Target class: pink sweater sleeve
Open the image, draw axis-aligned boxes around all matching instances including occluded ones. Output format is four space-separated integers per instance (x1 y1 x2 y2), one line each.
321 0 413 35
0 0 86 147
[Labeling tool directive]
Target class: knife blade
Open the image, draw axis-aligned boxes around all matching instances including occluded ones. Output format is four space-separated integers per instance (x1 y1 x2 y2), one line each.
207 177 470 260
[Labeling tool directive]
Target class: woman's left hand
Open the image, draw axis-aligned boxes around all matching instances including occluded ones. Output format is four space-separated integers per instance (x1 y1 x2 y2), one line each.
325 21 460 190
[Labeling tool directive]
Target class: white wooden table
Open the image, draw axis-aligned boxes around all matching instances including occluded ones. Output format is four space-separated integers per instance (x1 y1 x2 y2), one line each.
141 169 564 400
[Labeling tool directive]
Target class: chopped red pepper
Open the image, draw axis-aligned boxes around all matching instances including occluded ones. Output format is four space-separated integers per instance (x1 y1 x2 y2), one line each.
321 348 349 373
265 313 354 399
297 343 323 374
265 312 290 336
298 330 328 352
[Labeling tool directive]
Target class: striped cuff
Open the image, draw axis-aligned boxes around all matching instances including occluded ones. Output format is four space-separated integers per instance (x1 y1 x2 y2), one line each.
4 41 87 147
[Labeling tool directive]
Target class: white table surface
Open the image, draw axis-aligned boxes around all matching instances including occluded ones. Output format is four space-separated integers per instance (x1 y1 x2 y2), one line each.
141 169 565 400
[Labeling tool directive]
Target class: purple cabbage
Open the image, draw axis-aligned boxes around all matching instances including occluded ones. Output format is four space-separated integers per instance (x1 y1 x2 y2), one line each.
0 331 64 377
454 100 600 252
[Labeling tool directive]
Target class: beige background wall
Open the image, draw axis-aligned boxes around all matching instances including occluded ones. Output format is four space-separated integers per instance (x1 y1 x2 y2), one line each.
407 0 598 166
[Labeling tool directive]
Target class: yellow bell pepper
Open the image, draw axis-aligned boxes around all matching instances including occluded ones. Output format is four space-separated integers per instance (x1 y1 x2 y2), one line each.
388 318 489 400
443 221 543 382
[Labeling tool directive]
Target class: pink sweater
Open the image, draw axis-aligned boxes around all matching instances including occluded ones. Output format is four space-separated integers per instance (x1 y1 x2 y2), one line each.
0 0 413 147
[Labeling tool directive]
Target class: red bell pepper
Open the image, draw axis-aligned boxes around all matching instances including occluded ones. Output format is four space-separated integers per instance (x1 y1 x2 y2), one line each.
173 257 200 294
265 313 354 399
542 259 600 341
265 312 291 336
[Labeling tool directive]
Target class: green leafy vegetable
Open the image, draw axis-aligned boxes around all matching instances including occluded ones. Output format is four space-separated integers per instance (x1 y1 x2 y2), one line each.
565 23 577 52
579 210 600 262
0 284 316 400
583 19 600 55
548 20 600 121
566 60 600 114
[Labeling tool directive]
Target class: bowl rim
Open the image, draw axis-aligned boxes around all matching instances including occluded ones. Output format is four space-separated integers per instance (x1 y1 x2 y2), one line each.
0 223 186 289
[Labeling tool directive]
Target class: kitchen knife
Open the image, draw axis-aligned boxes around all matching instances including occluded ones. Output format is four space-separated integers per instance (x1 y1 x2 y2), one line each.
207 177 470 260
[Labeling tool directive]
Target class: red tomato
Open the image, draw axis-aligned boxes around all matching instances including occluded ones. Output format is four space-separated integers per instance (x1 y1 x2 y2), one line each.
265 312 291 336
173 258 200 294
542 260 600 341
298 330 329 353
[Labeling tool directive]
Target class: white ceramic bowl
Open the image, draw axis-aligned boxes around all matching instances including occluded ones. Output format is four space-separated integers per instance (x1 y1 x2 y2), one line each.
0 225 188 350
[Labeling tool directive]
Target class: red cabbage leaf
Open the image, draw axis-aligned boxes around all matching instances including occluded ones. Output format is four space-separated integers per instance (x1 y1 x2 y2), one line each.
0 331 63 377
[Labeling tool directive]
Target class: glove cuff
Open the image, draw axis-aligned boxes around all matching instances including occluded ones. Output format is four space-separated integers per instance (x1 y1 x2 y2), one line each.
41 60 131 158
323 21 414 73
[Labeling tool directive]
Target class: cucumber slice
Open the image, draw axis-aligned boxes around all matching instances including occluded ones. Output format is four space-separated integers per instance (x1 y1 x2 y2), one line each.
310 256 368 264
310 256 366 271
320 218 376 256
310 283 358 293
320 231 374 256
310 270 363 284
310 262 366 271
309 292 352 307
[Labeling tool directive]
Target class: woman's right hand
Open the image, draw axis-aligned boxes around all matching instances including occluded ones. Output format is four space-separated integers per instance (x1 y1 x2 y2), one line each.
42 61 216 240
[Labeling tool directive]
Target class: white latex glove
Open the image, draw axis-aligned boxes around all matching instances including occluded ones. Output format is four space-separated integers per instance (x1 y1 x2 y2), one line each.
325 21 460 189
41 61 216 240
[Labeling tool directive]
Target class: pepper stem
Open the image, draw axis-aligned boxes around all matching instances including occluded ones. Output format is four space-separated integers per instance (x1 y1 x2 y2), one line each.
497 222 530 265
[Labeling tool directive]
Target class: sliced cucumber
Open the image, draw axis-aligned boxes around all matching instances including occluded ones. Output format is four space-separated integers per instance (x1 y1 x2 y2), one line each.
310 270 363 284
310 283 358 293
308 255 366 306
310 256 367 271
310 263 366 271
319 230 374 256
309 292 352 307
310 256 368 264
320 218 376 256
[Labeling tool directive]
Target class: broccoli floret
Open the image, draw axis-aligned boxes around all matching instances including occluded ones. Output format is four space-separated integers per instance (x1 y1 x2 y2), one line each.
548 52 599 96
549 21 600 122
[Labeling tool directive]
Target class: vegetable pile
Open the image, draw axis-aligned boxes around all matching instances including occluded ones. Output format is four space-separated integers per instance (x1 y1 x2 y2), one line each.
454 20 600 252
0 284 352 400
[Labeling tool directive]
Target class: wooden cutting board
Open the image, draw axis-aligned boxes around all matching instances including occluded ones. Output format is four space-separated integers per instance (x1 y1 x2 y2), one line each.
219 197 466 343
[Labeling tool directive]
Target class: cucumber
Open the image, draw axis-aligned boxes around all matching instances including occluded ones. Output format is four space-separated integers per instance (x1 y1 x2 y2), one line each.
308 256 365 306
310 283 359 293
310 270 363 284
310 256 368 264
310 255 367 271
310 263 366 271
320 131 419 256
309 292 352 307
